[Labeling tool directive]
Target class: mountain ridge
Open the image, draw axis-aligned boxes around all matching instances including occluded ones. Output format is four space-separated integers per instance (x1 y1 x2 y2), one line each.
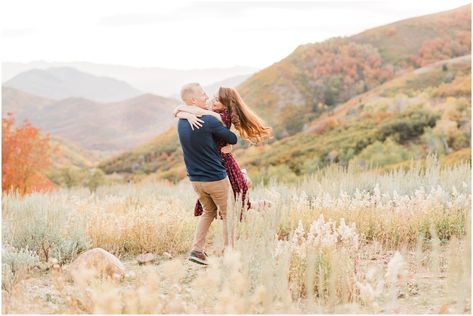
2 87 179 152
4 67 143 102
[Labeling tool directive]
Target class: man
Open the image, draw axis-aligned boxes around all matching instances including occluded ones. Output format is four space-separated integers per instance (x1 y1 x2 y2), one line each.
177 82 238 265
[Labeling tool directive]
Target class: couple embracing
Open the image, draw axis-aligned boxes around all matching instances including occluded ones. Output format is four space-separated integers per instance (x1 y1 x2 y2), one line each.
174 83 271 265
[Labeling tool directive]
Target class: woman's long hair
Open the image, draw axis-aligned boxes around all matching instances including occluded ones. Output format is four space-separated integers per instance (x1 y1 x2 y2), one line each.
218 87 272 144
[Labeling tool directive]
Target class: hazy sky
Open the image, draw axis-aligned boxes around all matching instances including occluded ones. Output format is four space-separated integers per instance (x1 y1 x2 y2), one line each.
1 0 470 69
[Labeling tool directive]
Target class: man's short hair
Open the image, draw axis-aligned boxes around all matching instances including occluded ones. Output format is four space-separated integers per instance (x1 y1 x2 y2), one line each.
180 82 202 102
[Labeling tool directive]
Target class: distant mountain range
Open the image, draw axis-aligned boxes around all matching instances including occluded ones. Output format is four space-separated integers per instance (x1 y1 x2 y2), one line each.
4 67 142 102
2 62 255 154
3 87 178 152
2 62 258 97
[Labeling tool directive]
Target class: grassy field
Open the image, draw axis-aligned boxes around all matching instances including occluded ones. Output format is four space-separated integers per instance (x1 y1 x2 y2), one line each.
2 156 471 313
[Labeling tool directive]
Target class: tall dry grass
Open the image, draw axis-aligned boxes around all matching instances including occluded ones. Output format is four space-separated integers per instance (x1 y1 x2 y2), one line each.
2 156 470 313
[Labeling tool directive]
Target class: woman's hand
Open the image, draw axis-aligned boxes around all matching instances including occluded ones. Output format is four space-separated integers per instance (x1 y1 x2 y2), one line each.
186 113 204 130
176 112 204 130
221 144 232 153
241 168 252 188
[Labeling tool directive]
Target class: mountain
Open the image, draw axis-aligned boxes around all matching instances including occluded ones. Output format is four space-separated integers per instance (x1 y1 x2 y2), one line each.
98 54 471 183
98 127 182 180
3 67 142 102
351 4 471 66
2 87 179 152
2 87 55 120
237 4 470 138
232 55 471 182
48 135 104 169
2 62 259 97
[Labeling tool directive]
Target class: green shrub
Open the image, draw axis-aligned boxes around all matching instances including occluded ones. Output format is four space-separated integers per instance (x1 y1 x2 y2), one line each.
87 168 106 192
2 247 39 292
2 193 90 264
351 137 413 169
377 109 439 143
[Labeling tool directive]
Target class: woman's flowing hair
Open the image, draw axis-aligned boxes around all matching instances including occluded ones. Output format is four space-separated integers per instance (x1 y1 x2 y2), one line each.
218 87 272 144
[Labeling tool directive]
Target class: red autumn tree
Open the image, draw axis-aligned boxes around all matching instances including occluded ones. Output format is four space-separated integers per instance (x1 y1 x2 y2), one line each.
2 112 57 195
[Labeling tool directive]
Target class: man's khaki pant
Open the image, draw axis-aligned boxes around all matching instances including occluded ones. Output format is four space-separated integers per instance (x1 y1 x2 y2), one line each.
190 176 231 252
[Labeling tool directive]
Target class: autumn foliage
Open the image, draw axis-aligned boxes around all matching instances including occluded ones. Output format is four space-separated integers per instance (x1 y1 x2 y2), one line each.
2 113 56 195
292 38 395 104
411 31 471 67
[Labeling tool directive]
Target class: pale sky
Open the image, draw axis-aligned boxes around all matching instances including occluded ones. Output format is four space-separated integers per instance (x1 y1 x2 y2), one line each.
1 0 471 70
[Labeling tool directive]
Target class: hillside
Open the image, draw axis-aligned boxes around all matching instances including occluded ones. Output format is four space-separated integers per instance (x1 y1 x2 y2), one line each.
2 88 179 152
48 136 106 169
98 127 182 181
237 4 470 138
3 67 142 102
2 87 55 117
351 4 471 66
233 55 471 183
97 55 471 183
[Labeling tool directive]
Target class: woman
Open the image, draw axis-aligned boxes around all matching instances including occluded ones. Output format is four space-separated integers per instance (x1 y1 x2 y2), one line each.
174 87 272 221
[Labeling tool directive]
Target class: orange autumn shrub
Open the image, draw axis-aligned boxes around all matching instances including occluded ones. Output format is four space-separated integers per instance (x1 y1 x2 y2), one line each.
2 113 56 195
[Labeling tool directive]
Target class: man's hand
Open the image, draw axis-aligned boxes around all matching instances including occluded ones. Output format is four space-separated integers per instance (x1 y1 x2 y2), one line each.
221 144 233 153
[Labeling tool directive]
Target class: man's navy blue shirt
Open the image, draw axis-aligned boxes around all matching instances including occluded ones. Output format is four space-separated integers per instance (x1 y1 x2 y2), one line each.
177 115 238 182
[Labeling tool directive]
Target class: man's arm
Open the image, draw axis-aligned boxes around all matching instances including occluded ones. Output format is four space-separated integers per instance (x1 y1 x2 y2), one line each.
207 116 238 145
